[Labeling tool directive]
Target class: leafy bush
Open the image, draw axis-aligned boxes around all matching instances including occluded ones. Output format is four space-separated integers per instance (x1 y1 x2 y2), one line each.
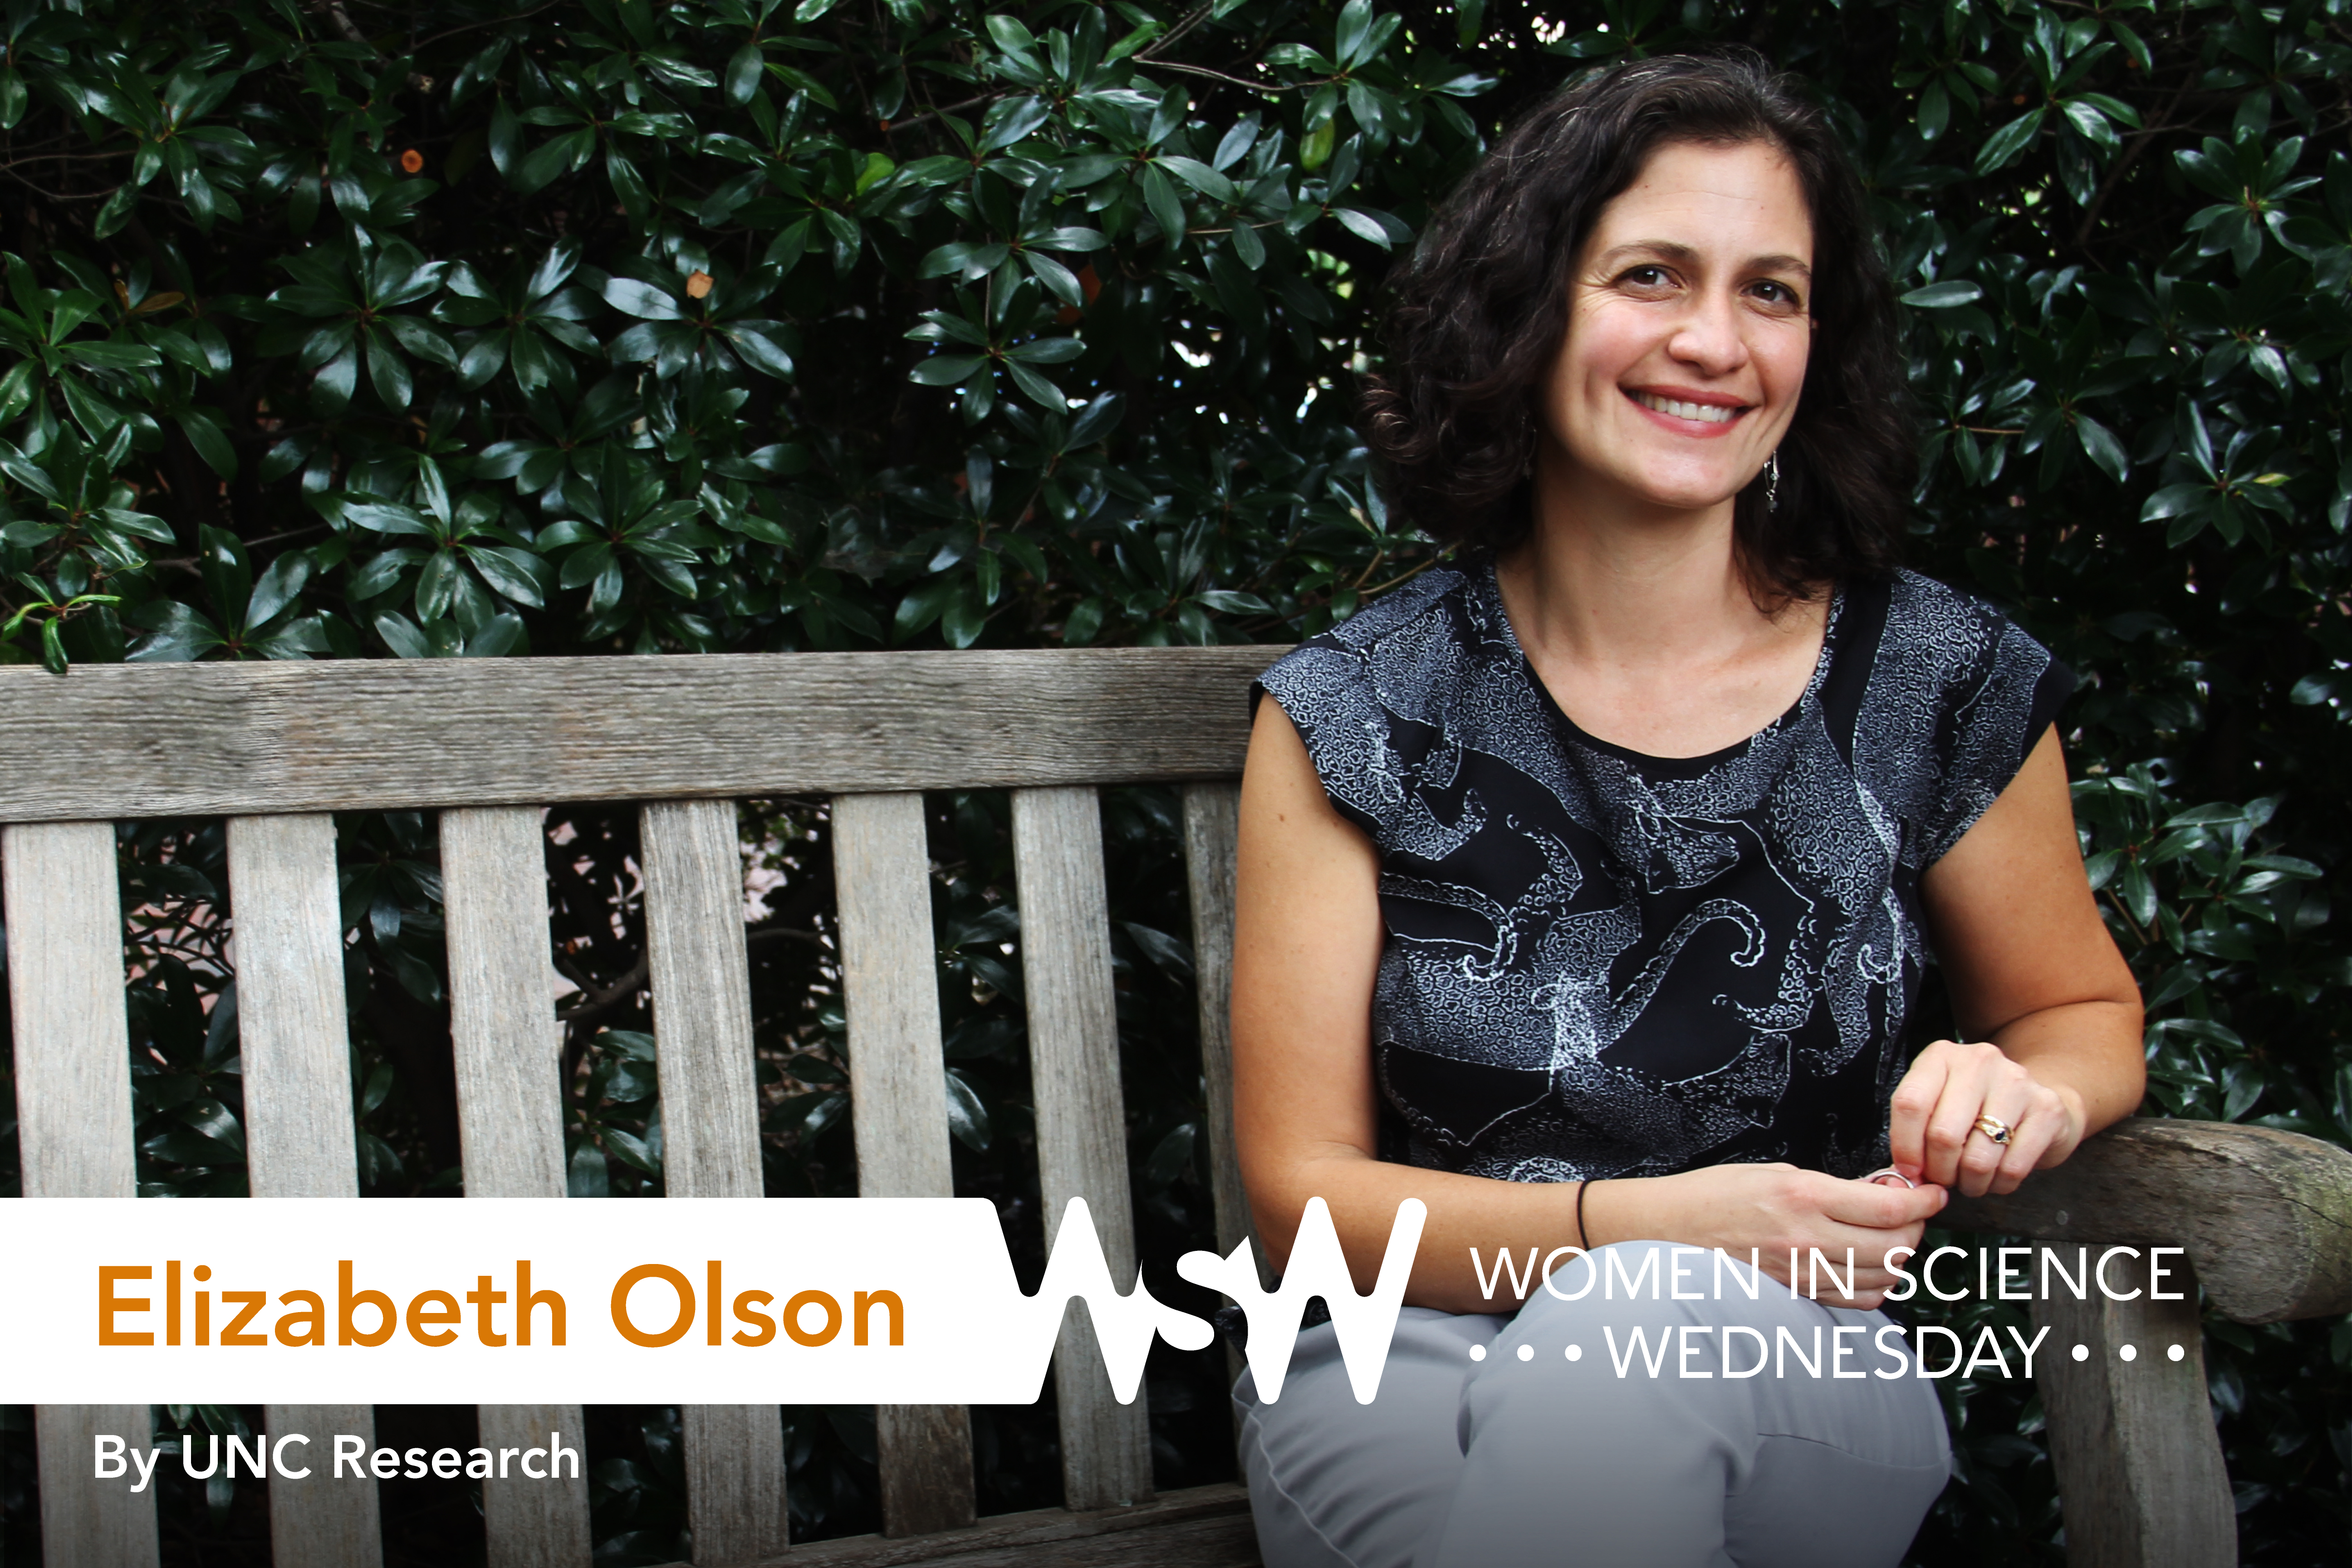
2 0 2349 1560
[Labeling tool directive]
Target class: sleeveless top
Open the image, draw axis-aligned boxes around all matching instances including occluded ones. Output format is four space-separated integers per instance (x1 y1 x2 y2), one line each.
1255 558 2073 1184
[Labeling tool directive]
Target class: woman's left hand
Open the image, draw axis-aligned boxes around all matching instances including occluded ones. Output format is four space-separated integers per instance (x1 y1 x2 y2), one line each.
1887 1038 2087 1198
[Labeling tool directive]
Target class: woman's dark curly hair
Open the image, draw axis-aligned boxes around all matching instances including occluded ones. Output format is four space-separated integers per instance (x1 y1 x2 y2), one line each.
1362 50 1911 599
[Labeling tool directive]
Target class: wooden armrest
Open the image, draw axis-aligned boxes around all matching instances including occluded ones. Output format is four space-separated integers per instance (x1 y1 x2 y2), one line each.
1939 1117 2352 1324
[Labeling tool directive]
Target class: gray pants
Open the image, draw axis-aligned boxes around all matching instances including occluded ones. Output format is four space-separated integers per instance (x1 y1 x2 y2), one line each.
1235 1241 1951 1568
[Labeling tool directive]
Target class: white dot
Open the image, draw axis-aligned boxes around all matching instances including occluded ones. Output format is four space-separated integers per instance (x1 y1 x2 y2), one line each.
1469 1344 1486 1362
2168 1344 2185 1362
1516 1343 1534 1362
2119 1343 2137 1362
1565 1344 1583 1362
2071 1344 2089 1362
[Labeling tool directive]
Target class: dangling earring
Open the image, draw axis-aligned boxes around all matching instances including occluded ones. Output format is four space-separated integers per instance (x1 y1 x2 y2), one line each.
1765 450 1780 513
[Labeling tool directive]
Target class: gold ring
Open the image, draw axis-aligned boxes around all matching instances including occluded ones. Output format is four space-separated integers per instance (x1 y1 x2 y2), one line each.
1972 1114 2014 1146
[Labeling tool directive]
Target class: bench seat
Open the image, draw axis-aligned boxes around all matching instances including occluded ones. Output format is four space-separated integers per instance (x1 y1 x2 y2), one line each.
6 650 2351 1568
692 1483 1259 1568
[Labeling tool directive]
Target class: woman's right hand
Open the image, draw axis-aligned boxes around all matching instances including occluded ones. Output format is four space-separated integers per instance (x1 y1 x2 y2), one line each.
1587 1162 1947 1308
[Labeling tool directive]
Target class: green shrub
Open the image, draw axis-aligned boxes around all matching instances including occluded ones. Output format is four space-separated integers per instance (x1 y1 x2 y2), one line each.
1 0 2348 1559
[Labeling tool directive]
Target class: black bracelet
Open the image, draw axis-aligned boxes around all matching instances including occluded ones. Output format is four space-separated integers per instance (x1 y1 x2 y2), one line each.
1576 1177 1599 1250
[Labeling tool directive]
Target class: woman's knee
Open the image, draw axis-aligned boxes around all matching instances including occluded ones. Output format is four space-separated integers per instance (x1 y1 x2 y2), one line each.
1238 1312 1490 1568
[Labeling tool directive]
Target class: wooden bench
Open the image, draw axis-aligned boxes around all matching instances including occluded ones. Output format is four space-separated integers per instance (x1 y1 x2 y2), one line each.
5 648 2349 1568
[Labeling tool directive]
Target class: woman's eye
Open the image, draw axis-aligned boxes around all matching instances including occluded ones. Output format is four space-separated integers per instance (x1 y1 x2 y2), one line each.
1753 281 1803 308
1621 265 1671 288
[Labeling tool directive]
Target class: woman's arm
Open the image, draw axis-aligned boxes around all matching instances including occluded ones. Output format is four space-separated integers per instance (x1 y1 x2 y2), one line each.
1899 725 2146 1196
1231 694 1580 1309
1234 697 1944 1313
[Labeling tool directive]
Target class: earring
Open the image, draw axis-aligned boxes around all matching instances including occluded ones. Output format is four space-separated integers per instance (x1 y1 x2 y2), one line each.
1765 450 1780 513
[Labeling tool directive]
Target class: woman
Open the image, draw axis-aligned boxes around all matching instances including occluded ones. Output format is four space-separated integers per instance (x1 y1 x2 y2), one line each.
1230 51 2145 1568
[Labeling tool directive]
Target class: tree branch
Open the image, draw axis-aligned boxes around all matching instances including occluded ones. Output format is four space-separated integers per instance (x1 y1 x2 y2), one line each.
2075 87 2191 249
307 0 435 92
555 952 647 1029
412 0 565 50
883 91 998 135
1134 2 1215 63
554 926 818 1031
0 168 107 202
1132 59 1304 93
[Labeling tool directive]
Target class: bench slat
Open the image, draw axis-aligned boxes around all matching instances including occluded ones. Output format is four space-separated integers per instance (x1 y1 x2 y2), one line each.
0 649 1279 821
31 1407 159 1568
229 813 362 1198
225 813 388 1568
5 823 158 1568
640 799 789 1563
831 791 977 1538
5 823 139 1201
1182 783 1260 1404
1180 784 1254 1271
441 806 593 1567
443 806 569 1199
262 1404 385 1564
1012 787 1153 1513
2032 1250 2233 1566
476 1406 593 1568
675 1407 789 1564
642 799 764 1199
831 793 956 1198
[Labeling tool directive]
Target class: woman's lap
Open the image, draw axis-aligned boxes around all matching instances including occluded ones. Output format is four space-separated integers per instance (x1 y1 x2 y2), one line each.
1239 1305 1505 1568
1235 1241 1951 1568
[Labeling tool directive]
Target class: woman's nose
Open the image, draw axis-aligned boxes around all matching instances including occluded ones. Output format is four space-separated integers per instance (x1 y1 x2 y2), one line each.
1666 289 1752 376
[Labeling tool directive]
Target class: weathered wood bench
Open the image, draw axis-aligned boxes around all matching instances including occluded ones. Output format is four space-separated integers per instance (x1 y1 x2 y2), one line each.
5 648 2349 1568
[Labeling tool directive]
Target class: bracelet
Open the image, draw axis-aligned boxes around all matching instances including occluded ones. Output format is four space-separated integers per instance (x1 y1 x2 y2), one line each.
1576 1177 1600 1250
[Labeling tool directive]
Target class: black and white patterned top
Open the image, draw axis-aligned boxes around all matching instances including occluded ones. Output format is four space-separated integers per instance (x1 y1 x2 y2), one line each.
1257 557 2073 1184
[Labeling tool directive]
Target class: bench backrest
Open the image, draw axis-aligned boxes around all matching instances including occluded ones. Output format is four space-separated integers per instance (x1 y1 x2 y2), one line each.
2 646 1279 1568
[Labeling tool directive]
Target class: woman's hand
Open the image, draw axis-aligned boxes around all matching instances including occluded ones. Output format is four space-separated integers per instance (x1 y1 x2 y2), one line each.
1888 1039 2085 1199
1589 1163 1947 1309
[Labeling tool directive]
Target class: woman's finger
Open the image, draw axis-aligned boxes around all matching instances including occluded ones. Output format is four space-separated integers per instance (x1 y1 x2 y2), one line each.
1988 1088 2068 1195
1767 1183 1940 1301
1920 1054 2001 1189
1817 1175 1947 1229
1887 1044 1955 1177
1954 1070 2034 1198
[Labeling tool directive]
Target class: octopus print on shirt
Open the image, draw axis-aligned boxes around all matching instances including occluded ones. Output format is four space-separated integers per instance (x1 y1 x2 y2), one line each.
1255 558 2074 1184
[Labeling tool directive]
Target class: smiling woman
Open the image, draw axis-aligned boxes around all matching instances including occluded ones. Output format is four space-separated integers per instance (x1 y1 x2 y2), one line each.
1551 144 1814 487
1228 50 2145 1568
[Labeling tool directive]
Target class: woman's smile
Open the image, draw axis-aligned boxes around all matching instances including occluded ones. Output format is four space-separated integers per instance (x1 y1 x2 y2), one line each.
1626 386 1750 431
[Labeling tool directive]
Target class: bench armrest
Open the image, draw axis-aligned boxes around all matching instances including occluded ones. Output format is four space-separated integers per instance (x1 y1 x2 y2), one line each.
1939 1117 2352 1324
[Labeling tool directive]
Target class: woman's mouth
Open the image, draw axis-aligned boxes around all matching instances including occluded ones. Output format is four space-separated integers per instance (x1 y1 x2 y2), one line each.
1629 390 1746 425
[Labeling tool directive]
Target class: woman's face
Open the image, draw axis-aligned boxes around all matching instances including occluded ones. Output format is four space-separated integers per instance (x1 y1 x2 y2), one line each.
1538 138 1814 518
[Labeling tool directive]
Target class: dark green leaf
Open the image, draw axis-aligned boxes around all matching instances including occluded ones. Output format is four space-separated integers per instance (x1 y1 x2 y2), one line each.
1975 109 2046 173
1901 281 1984 309
174 408 237 479
910 353 986 386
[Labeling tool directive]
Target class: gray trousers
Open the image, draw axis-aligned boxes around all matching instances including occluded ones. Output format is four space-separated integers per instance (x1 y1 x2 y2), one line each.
1235 1241 1952 1568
